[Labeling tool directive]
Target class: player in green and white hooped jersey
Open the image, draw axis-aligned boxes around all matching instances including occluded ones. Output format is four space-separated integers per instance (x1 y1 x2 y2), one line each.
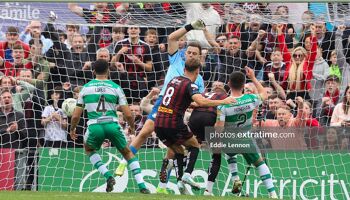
69 59 150 194
215 67 277 199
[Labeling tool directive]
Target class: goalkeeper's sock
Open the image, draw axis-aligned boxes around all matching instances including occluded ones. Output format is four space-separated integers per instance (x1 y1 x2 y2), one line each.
256 161 276 195
89 152 112 180
227 155 239 181
128 157 146 190
184 147 199 174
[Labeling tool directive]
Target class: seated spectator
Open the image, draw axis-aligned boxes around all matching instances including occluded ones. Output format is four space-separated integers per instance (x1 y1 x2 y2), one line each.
320 75 341 126
20 20 53 54
64 24 80 50
277 24 317 101
0 89 25 149
0 44 31 77
330 85 350 127
41 87 68 148
0 26 30 63
323 128 340 150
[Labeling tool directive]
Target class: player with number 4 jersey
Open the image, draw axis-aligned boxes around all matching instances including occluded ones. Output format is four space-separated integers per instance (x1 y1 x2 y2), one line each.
69 60 150 194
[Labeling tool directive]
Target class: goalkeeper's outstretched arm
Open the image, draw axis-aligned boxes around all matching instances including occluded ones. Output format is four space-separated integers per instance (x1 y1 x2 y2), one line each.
168 19 206 55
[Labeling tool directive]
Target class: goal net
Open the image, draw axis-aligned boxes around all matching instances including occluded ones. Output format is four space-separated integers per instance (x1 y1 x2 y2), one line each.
0 2 349 200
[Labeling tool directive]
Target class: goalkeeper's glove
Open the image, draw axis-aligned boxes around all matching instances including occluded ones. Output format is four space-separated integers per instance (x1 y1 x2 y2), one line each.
185 19 206 32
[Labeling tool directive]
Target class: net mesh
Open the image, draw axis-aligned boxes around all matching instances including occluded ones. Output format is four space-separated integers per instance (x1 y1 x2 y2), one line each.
0 2 349 199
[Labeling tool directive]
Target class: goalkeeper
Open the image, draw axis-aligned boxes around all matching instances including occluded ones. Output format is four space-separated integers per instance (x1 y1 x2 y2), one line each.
69 59 150 194
115 19 206 176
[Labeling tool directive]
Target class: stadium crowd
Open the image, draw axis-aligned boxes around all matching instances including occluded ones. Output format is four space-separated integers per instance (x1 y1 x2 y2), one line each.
0 2 350 191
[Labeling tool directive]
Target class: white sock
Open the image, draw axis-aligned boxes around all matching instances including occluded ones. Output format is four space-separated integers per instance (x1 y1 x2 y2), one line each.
256 162 276 195
90 153 110 178
206 181 214 193
227 155 239 181
158 182 167 189
128 157 145 188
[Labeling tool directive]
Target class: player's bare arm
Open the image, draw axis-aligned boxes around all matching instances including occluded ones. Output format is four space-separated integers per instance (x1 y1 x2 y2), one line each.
120 105 135 135
192 93 235 107
245 66 268 101
69 106 84 140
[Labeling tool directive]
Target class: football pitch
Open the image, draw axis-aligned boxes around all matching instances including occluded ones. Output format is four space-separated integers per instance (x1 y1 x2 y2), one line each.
0 191 273 200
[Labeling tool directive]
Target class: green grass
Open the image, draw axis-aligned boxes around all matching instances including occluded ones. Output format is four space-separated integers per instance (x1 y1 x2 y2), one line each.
0 191 272 200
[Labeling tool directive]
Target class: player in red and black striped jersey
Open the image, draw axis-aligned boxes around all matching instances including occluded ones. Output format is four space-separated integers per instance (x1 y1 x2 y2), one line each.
154 58 234 190
187 86 228 195
189 87 228 143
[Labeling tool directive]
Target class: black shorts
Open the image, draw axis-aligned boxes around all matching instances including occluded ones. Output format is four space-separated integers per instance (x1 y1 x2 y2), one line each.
188 111 216 143
155 125 193 147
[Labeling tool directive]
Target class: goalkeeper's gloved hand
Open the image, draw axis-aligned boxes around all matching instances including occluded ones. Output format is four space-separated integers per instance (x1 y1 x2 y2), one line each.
185 19 206 32
191 19 206 30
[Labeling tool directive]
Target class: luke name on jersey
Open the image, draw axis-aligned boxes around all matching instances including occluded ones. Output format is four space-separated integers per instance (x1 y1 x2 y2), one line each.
79 80 127 120
218 94 261 128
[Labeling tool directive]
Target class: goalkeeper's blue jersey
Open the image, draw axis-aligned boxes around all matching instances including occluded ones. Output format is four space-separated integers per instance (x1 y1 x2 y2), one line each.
160 50 205 96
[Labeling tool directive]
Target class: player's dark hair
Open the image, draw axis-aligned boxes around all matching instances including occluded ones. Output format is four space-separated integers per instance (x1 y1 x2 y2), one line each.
229 71 245 91
93 59 109 75
185 58 201 72
187 41 202 55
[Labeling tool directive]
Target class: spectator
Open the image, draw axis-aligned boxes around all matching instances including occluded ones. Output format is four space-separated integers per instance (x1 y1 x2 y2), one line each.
323 128 340 150
300 19 334 63
259 97 307 150
222 6 247 38
17 39 50 101
0 89 25 149
183 3 222 48
64 24 80 50
1 71 36 111
129 104 145 135
330 85 350 127
301 100 321 150
107 27 126 54
263 50 286 84
144 29 168 89
265 94 284 119
0 26 30 63
309 47 330 116
277 24 317 100
66 33 91 87
113 26 153 103
41 87 68 148
215 34 228 49
20 20 53 54
335 25 350 93
298 11 315 41
328 50 341 80
320 75 341 126
0 44 31 77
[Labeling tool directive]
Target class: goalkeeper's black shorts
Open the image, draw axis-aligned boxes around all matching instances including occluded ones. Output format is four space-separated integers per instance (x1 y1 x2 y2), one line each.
188 110 216 143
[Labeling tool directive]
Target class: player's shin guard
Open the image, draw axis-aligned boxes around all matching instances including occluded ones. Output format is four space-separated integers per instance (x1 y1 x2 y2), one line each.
184 147 199 174
256 161 276 197
128 157 146 190
89 153 112 179
174 153 185 181
206 153 221 193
